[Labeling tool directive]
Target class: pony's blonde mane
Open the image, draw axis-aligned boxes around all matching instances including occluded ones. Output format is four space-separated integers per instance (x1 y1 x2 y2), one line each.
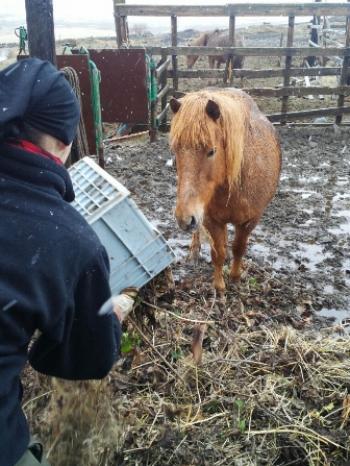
170 90 248 191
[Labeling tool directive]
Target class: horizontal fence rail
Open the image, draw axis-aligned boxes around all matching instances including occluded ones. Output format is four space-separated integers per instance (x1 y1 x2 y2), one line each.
169 67 342 79
244 86 350 97
115 3 350 17
268 105 350 121
113 2 350 129
146 46 350 57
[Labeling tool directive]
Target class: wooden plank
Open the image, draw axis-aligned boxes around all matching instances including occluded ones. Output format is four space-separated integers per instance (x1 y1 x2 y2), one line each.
25 0 56 65
105 130 148 144
169 86 350 97
114 3 350 17
224 15 236 85
168 67 342 79
145 46 349 57
114 0 128 47
115 15 123 48
228 3 350 16
268 105 350 121
244 85 350 97
281 15 295 120
114 4 228 16
336 4 350 124
171 15 178 91
277 32 284 67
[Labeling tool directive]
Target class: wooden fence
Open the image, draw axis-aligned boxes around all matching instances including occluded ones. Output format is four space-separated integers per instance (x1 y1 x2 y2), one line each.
114 2 350 128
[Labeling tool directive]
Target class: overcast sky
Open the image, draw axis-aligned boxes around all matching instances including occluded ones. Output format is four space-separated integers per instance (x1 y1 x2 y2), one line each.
4 0 228 21
2 0 345 22
1 0 346 40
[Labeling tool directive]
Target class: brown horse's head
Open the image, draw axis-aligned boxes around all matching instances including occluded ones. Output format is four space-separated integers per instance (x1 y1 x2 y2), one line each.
186 32 209 69
169 91 246 232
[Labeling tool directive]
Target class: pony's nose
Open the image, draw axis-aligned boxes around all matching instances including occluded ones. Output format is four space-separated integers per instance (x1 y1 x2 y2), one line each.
190 216 197 229
178 215 197 232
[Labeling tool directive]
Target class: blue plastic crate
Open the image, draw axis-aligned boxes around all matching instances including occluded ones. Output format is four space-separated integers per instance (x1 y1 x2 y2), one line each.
69 157 175 294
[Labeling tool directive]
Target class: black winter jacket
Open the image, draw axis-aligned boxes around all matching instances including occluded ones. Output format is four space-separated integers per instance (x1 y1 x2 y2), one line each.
0 142 121 466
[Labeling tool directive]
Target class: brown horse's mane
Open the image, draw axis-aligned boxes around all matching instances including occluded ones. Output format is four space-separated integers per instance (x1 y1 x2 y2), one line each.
191 32 209 46
191 29 221 46
170 90 248 191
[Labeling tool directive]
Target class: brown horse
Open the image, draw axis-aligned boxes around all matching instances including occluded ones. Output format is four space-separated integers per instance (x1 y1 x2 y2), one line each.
187 30 245 70
169 89 281 292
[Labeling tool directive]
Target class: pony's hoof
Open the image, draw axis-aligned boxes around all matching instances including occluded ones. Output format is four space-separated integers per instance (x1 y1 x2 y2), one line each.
187 250 200 265
217 290 226 303
230 271 241 283
214 278 226 292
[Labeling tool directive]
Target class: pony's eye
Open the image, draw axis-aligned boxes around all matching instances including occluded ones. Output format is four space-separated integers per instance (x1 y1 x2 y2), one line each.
207 148 216 157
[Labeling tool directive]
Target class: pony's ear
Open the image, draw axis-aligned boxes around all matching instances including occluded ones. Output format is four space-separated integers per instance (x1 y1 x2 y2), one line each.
170 98 181 114
206 99 220 121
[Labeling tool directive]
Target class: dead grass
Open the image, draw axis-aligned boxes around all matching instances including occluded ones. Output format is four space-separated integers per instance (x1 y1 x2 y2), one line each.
22 277 350 465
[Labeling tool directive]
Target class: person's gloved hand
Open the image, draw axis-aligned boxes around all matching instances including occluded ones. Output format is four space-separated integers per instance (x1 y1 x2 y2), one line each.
111 294 135 322
98 289 137 322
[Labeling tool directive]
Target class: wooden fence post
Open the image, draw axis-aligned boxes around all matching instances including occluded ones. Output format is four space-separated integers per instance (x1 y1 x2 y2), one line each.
115 0 129 48
171 15 178 91
25 0 56 65
277 33 284 67
281 15 295 123
336 6 350 124
226 15 236 85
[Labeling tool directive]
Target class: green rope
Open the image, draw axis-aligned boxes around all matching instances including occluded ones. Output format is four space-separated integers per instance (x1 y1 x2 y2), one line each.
15 26 27 55
146 55 158 103
88 59 103 154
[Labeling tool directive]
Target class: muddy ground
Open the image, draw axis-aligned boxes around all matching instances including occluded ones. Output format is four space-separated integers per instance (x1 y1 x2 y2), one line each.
22 126 350 466
106 126 350 329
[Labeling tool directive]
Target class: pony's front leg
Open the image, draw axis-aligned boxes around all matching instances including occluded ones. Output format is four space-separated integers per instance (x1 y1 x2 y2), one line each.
188 230 201 263
206 220 227 292
208 56 215 69
231 220 258 281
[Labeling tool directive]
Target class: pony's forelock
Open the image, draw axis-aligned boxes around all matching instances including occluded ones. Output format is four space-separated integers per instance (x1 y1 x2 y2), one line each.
170 90 248 191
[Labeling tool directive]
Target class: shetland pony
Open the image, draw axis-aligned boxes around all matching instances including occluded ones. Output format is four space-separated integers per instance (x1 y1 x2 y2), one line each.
170 89 281 292
187 30 245 70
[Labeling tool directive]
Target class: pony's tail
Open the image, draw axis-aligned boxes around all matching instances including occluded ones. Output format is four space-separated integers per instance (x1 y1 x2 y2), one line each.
202 32 210 46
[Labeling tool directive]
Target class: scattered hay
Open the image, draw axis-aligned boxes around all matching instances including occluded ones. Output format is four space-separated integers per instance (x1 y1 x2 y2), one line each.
23 291 350 465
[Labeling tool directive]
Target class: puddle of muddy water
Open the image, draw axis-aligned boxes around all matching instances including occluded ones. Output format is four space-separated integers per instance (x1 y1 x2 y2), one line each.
298 175 323 184
293 243 333 269
318 307 350 325
250 234 332 272
166 237 189 260
283 188 320 200
250 241 295 270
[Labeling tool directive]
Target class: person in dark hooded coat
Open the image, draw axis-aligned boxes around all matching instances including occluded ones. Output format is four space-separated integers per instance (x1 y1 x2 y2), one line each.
0 58 123 466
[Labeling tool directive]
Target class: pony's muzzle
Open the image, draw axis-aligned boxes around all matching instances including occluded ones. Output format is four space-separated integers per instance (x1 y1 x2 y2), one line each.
177 215 198 232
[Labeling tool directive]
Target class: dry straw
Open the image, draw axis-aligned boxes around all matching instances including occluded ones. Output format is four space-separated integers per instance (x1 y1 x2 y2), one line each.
23 301 350 465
